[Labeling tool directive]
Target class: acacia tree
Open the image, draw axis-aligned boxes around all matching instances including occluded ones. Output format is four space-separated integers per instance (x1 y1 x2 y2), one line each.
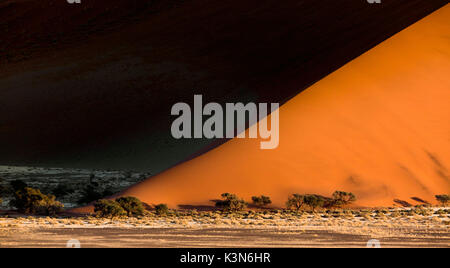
303 195 325 212
286 194 305 211
11 187 63 216
332 191 356 207
116 196 145 217
252 195 272 208
215 193 248 212
94 200 126 219
435 195 450 206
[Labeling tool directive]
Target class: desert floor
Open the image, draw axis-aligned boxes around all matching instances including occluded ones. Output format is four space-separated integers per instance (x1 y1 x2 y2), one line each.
0 208 448 248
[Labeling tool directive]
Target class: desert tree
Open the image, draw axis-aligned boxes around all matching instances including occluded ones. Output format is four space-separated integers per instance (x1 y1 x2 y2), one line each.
116 196 145 217
252 195 272 208
286 194 305 211
215 193 248 212
304 195 325 212
435 195 450 206
94 199 127 219
332 191 356 208
10 187 63 216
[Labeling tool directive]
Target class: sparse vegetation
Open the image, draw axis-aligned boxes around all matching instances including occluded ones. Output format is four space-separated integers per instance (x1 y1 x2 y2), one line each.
116 196 145 217
10 187 63 216
155 204 169 216
215 193 248 212
251 195 272 208
435 195 449 206
94 199 127 219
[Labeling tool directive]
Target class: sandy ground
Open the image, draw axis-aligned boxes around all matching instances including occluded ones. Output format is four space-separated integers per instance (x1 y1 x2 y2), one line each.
1 209 448 248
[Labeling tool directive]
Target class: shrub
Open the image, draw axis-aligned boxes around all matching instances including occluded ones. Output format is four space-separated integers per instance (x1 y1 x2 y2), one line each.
286 194 305 211
435 195 450 206
252 195 272 207
10 187 64 216
116 196 145 217
215 193 248 212
303 195 325 211
332 191 356 207
155 204 169 216
94 200 126 218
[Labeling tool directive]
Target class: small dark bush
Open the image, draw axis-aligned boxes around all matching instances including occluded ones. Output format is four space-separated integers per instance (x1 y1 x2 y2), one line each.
252 195 272 208
116 196 145 217
435 195 450 206
155 204 169 216
215 193 248 212
94 199 126 218
10 187 64 216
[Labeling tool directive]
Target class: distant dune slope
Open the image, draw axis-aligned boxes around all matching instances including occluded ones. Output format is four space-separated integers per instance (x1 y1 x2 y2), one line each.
0 0 447 173
117 5 450 208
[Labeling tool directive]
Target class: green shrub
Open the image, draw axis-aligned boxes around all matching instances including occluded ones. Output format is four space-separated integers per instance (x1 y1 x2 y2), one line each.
251 195 272 207
286 194 305 211
10 187 64 216
215 193 248 212
332 191 356 207
94 200 127 218
155 204 169 216
116 196 145 217
435 195 450 206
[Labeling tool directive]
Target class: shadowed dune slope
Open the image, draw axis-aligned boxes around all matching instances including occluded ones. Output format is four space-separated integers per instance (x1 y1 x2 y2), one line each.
0 0 447 173
116 5 450 208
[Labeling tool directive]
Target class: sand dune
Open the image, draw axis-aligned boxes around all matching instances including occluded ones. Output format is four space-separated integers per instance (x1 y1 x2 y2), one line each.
1 0 447 173
117 5 450 208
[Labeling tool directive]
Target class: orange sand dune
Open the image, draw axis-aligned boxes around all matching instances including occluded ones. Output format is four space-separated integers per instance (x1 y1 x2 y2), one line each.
120 6 450 208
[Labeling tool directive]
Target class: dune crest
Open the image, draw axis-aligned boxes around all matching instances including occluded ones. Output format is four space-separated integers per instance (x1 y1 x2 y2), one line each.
115 5 450 208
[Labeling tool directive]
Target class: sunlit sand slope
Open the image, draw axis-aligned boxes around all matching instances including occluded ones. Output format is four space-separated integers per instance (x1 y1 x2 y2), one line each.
110 6 450 208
